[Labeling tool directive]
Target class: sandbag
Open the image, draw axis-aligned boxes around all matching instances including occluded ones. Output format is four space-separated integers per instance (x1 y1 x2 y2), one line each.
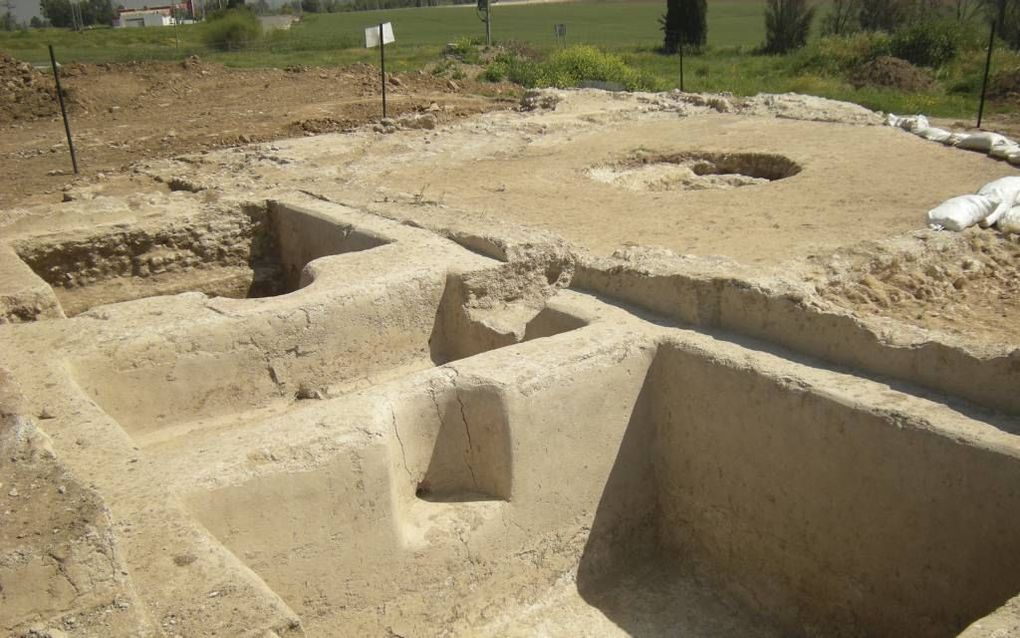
989 138 1020 160
887 113 928 131
926 194 998 231
914 126 954 143
977 176 1020 227
998 205 1020 234
908 115 930 132
955 132 1010 152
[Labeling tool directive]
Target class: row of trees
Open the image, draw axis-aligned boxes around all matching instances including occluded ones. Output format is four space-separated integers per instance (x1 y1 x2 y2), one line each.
823 0 1011 35
661 0 1019 57
38 0 118 28
822 0 1019 50
276 0 466 13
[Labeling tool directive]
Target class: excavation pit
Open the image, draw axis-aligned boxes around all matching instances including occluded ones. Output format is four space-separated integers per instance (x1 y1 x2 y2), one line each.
12 203 389 317
5 88 1020 638
71 277 585 447
586 151 801 192
178 335 1020 637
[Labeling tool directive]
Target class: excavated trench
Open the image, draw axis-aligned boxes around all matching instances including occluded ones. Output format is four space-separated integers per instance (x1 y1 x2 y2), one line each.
12 203 388 317
71 273 584 447
177 328 1020 637
4 199 1020 638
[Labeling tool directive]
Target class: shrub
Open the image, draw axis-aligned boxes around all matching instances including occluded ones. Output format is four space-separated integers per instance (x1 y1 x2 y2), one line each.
791 31 892 75
202 10 261 51
890 20 960 68
482 45 660 91
763 0 817 54
481 51 543 85
448 35 483 64
542 45 659 90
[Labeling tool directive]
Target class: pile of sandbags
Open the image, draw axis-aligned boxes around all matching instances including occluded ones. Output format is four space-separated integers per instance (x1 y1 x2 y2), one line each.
927 176 1020 233
887 113 1020 167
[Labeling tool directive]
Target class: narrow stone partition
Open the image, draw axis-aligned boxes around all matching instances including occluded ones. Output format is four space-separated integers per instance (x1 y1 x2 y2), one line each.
70 268 585 446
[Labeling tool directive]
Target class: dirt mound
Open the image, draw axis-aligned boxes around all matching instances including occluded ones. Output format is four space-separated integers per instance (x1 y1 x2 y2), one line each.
850 56 933 92
0 53 58 123
817 231 1020 344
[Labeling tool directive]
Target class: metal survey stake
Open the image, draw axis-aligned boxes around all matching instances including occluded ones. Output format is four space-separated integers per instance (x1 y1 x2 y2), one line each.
977 19 995 129
679 38 685 92
477 0 491 47
365 22 395 120
380 23 386 119
48 44 78 175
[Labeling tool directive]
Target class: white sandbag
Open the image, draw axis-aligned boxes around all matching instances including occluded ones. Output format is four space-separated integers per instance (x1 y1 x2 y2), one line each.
926 194 998 231
1007 149 1020 166
914 126 954 143
997 205 1020 234
887 113 928 131
941 132 967 146
989 138 1020 160
977 176 1020 227
955 131 1010 152
886 113 905 127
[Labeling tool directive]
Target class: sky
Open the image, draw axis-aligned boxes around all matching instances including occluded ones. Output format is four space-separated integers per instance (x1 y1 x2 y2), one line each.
9 0 42 22
6 0 270 23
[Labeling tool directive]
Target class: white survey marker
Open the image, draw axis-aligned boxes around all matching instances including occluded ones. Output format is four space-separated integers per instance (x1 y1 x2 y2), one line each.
364 22 395 48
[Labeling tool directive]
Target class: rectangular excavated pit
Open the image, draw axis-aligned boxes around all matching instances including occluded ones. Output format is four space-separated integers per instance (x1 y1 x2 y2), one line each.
12 202 388 317
183 338 1020 637
71 279 585 447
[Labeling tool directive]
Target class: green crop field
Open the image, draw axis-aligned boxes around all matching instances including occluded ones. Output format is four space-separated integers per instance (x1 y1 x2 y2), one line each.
1 0 780 66
290 0 778 50
1 0 1016 118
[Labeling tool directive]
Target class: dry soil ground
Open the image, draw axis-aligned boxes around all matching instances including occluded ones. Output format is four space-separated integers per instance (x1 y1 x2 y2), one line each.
0 54 519 209
4 56 1018 346
4 56 1020 638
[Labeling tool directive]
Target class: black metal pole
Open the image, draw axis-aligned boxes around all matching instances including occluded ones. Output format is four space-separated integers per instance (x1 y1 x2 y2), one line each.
379 23 387 119
977 19 995 129
678 33 684 92
48 44 78 175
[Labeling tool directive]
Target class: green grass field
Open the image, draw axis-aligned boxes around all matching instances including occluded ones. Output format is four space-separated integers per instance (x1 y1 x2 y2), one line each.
1 0 777 65
1 0 1016 118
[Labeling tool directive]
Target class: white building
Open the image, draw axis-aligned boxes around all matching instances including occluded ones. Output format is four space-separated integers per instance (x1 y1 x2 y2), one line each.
114 3 191 28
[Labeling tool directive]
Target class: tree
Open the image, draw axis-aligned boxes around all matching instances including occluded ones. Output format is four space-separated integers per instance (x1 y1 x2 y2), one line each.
990 0 1020 50
821 0 860 34
300 0 319 11
40 0 73 27
764 0 816 53
942 0 982 21
661 0 707 54
1 10 15 29
858 0 908 31
79 0 115 25
40 0 114 27
29 14 47 26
